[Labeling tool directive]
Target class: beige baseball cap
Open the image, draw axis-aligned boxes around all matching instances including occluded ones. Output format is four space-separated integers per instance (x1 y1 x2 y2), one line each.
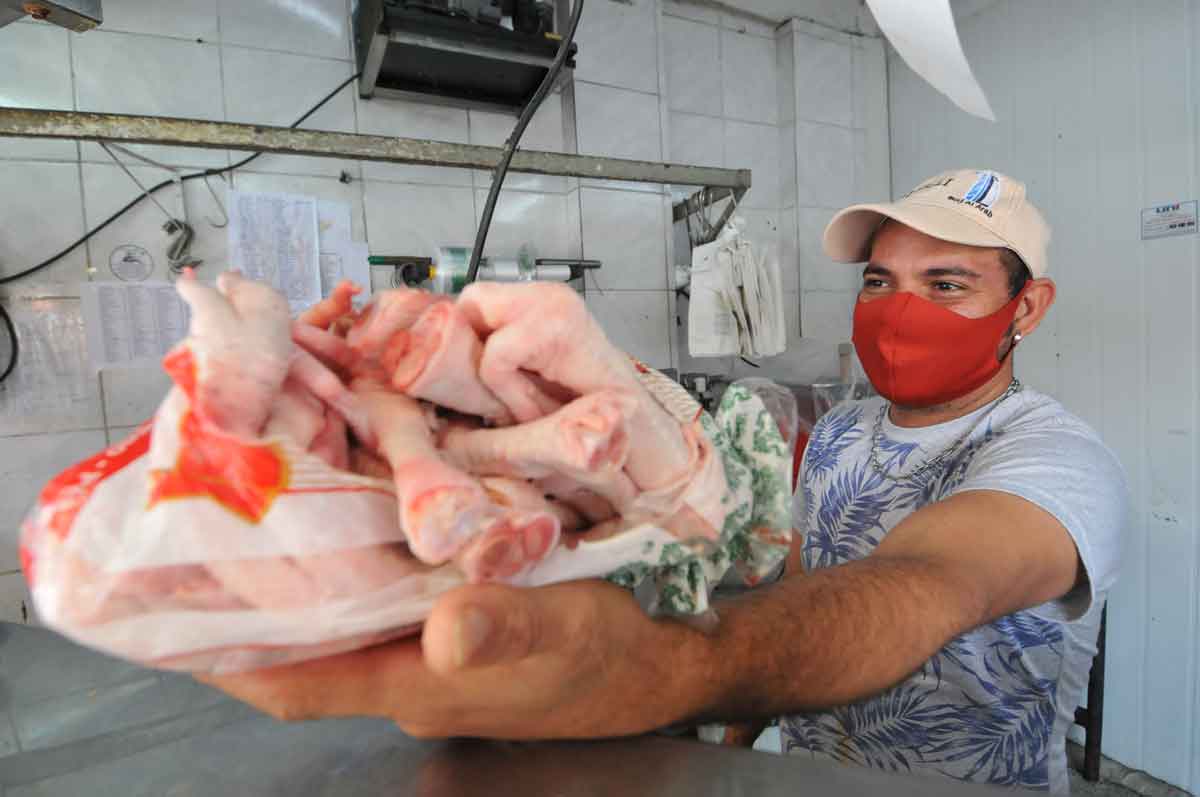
823 169 1052 278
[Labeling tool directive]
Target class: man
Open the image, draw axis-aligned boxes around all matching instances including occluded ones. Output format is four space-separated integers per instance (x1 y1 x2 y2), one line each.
203 170 1126 794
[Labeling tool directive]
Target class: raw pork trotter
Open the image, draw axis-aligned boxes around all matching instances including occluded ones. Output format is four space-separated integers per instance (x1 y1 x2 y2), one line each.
21 272 794 674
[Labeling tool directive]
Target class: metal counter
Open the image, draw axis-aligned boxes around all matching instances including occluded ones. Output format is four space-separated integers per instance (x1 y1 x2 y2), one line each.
0 623 1005 795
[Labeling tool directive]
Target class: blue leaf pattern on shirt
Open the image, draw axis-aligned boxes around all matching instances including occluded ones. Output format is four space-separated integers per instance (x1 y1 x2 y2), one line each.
786 402 1062 791
804 405 864 478
806 463 895 567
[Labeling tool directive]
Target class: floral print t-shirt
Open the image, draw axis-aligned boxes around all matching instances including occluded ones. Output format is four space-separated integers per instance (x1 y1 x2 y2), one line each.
781 388 1126 794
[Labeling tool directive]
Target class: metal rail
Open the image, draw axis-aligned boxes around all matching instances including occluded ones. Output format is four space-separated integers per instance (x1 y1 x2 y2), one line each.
0 107 751 193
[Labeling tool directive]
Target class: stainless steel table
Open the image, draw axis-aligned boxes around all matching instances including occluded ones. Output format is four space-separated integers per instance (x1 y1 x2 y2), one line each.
0 623 1005 795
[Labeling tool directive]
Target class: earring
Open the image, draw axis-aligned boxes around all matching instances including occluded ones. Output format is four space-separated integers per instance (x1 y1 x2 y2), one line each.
1013 332 1024 344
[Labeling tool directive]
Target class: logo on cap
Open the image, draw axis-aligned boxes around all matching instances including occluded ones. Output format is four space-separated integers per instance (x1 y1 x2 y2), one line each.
948 171 1001 217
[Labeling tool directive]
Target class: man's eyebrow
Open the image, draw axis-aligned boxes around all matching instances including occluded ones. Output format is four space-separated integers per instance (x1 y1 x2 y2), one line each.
863 264 891 277
922 266 982 280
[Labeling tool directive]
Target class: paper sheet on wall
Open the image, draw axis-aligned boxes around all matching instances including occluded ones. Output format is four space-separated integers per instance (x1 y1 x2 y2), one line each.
865 0 995 121
80 281 191 370
319 245 371 307
316 200 370 308
0 297 95 422
228 190 321 313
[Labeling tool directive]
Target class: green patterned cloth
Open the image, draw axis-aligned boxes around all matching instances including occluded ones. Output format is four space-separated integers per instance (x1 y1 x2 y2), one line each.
606 377 794 620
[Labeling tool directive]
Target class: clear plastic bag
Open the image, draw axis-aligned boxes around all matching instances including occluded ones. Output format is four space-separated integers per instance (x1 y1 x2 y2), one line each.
20 361 793 675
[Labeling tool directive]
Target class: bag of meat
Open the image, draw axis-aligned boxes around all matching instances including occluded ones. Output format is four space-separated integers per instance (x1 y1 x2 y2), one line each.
19 271 791 673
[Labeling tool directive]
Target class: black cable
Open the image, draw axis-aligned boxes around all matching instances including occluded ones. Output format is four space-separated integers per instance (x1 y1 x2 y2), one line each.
466 0 584 283
739 357 760 368
0 301 17 385
0 72 360 386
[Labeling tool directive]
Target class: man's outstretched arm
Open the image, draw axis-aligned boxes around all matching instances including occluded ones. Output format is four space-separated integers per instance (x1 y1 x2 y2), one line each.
201 490 1079 737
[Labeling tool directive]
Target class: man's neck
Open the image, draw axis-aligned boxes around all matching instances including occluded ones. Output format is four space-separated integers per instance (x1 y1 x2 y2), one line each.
888 364 1016 428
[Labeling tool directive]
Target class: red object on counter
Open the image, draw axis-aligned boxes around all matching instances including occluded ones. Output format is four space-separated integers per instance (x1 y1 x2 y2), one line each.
792 431 809 490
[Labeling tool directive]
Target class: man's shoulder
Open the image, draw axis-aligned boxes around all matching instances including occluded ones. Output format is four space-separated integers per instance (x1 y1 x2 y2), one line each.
988 388 1114 454
960 387 1128 501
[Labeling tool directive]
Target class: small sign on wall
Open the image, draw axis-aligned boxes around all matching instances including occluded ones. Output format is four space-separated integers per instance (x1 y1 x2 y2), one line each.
1141 200 1198 240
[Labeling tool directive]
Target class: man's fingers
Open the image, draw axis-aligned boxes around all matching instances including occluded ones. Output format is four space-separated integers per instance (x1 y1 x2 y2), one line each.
422 582 591 675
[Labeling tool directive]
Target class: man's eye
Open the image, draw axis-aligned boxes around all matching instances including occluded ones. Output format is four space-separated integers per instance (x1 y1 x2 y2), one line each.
933 282 962 292
863 278 887 289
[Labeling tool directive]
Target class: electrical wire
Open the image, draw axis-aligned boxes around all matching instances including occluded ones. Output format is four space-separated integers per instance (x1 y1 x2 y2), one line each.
466 0 584 283
0 72 361 386
0 302 16 385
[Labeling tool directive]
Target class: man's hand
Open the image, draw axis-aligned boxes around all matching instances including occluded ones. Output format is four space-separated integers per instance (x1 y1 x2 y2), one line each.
199 579 714 739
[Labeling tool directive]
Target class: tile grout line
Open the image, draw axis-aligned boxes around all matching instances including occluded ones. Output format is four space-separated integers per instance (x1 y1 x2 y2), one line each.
64 28 90 282
98 373 110 446
349 0 371 258
216 4 231 175
574 77 662 100
80 25 355 66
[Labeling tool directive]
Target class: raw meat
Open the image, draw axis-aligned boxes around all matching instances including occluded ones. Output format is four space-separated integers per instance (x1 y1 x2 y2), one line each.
382 300 510 420
21 272 795 675
440 389 636 480
456 282 695 491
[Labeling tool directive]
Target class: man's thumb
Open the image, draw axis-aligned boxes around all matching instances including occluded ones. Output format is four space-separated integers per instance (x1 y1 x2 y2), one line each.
422 584 560 674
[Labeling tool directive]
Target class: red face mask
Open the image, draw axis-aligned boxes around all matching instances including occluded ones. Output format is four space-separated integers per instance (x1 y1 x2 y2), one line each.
852 290 1024 407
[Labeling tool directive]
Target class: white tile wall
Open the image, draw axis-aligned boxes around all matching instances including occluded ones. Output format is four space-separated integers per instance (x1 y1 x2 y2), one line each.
0 22 77 161
574 0 660 95
0 161 88 288
73 32 227 169
97 0 220 40
0 429 108 571
664 16 723 117
222 46 359 178
566 189 584 260
218 0 351 60
775 25 796 124
794 31 853 127
575 81 663 162
780 122 797 209
851 38 888 133
662 0 719 26
99 367 173 428
779 206 798 294
721 29 778 125
720 9 776 39
801 289 854 342
794 120 855 210
585 290 671 368
580 188 668 290
668 111 724 170
362 182 476 258
796 205 856 291
723 120 779 209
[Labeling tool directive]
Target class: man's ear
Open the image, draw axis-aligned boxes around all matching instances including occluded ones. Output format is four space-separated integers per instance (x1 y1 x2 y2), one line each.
1014 278 1056 337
